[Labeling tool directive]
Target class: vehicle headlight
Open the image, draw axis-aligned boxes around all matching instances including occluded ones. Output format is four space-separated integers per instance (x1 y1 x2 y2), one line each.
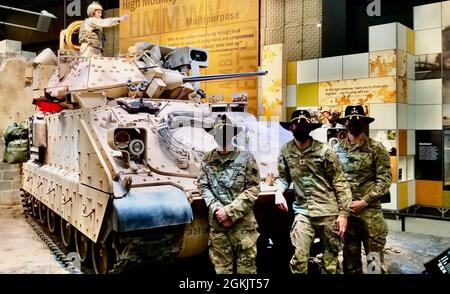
129 139 145 157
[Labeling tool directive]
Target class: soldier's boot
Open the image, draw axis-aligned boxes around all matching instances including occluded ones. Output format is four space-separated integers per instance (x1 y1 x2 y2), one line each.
322 251 340 274
290 249 309 274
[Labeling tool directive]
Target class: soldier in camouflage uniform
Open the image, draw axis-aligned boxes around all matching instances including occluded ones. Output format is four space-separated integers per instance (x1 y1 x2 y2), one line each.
79 2 128 57
199 114 260 274
334 105 391 274
275 110 352 274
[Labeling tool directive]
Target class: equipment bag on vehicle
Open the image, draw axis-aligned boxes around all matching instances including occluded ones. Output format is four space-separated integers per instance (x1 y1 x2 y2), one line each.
3 122 29 164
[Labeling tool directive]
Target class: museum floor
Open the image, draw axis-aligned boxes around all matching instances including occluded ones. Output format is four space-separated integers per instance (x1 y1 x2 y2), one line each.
384 228 449 274
0 205 448 274
0 206 67 274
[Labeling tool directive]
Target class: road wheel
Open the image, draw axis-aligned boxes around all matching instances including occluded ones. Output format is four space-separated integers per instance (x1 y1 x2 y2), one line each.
60 218 74 249
75 229 91 265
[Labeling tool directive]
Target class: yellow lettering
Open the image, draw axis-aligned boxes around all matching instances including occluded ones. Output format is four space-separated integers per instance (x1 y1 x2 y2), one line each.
143 9 160 35
123 0 141 12
162 5 180 32
128 12 141 37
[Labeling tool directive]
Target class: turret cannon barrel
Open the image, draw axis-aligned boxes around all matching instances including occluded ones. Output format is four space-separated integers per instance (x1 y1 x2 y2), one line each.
182 71 268 83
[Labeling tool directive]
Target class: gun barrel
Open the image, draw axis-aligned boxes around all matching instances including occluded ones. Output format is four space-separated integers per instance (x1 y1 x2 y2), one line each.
139 65 158 70
182 71 268 83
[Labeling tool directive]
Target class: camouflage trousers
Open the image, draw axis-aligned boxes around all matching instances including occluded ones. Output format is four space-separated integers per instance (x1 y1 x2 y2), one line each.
343 208 388 274
290 214 343 274
208 229 259 274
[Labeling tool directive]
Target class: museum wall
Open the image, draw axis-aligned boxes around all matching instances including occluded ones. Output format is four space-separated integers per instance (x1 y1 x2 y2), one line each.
103 8 120 57
257 0 323 118
260 0 322 61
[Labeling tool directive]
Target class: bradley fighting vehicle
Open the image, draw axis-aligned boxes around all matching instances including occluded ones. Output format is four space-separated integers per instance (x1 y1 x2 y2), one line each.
20 36 294 274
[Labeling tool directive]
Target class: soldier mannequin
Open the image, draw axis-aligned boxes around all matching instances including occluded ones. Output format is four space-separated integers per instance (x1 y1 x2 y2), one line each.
333 105 391 274
199 114 260 274
79 2 129 57
275 110 352 274
319 107 332 128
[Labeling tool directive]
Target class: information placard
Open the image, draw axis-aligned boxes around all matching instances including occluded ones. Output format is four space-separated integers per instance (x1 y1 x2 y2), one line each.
415 130 443 181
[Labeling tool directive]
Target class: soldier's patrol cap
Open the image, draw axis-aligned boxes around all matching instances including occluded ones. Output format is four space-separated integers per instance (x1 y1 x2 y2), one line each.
336 105 375 125
280 109 322 131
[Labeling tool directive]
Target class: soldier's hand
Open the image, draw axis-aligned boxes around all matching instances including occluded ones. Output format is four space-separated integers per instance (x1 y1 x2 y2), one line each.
221 218 233 228
215 208 233 227
275 191 288 212
215 207 229 222
336 215 348 238
120 14 129 22
350 200 368 214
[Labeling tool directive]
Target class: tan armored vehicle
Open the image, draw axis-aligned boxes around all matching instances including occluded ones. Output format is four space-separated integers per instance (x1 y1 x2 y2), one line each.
20 36 293 273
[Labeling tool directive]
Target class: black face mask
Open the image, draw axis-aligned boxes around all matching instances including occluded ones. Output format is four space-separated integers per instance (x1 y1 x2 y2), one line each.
214 127 234 148
347 121 365 136
293 130 310 142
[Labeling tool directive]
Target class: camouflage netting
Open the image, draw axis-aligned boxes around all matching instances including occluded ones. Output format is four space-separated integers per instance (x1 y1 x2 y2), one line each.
156 111 258 170
157 111 215 168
